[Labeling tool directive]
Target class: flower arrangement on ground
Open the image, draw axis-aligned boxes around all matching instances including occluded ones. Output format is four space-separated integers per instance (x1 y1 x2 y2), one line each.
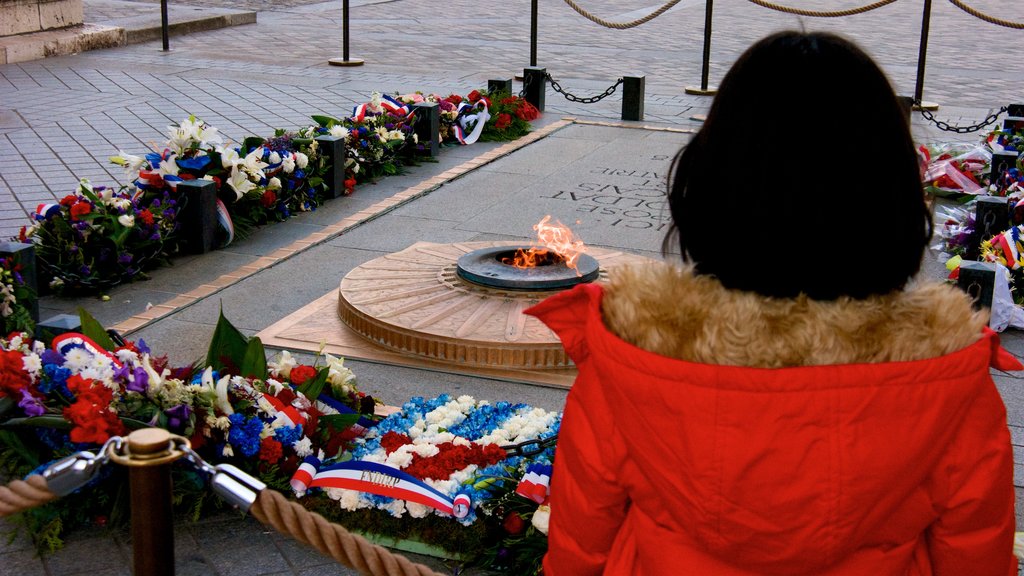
0 310 376 551
0 252 36 336
18 180 175 293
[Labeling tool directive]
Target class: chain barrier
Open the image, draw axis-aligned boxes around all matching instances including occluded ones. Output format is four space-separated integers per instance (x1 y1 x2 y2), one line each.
946 0 1024 29
561 0 685 29
915 101 1009 133
502 434 558 458
547 73 624 104
742 0 899 17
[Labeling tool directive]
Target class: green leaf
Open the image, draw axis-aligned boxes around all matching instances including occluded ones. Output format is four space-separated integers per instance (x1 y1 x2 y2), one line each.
121 417 153 431
296 367 330 402
240 336 268 380
242 136 265 154
318 413 361 431
205 307 250 376
0 396 14 418
311 115 340 128
78 308 117 351
0 430 41 468
1 415 73 430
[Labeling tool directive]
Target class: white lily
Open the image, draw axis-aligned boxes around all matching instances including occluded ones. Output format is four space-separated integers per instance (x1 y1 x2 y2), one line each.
118 214 135 228
227 166 256 200
195 122 222 148
206 367 234 415
218 146 241 169
158 153 180 177
242 147 269 173
111 150 147 177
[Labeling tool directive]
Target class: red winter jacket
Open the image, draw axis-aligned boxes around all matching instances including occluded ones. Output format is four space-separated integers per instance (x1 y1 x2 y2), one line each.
527 267 1019 576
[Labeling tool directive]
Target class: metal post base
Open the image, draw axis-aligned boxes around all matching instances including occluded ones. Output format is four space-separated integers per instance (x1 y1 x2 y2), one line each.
684 86 718 96
913 101 939 111
329 58 365 66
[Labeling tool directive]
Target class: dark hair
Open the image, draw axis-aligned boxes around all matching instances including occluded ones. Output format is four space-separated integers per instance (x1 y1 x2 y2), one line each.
664 31 932 300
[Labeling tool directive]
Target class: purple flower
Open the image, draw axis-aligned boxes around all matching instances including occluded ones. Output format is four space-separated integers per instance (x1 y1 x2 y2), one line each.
79 265 91 275
126 366 149 393
18 389 45 417
41 349 64 365
136 339 150 355
117 254 133 265
165 404 191 431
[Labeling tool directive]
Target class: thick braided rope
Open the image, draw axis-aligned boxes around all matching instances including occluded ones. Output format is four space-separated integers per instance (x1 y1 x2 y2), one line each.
742 0 898 17
250 489 446 576
0 475 57 517
561 0 686 29
946 0 1024 29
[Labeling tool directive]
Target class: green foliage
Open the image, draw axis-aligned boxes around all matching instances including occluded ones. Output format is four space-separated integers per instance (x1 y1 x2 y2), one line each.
205 308 250 375
77 307 117 351
241 336 268 380
296 366 329 401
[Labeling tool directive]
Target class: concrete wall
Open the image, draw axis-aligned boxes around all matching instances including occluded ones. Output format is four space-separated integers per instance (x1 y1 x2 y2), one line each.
0 0 83 37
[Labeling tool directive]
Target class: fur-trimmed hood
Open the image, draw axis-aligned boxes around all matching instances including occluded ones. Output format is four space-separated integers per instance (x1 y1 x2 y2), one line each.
600 261 987 368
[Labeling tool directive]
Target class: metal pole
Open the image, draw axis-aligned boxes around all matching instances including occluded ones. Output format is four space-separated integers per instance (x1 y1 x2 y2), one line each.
684 0 717 96
160 0 169 51
700 0 713 91
343 0 350 61
328 0 364 66
530 0 538 67
913 0 938 109
127 430 175 576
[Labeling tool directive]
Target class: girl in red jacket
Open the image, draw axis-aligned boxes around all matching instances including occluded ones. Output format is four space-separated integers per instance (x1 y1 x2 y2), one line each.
528 31 1019 575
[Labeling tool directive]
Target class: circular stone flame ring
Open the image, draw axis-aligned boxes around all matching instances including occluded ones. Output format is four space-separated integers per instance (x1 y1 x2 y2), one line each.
456 246 600 290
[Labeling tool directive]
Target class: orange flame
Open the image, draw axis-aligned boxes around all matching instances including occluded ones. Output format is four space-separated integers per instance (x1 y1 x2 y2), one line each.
501 216 587 271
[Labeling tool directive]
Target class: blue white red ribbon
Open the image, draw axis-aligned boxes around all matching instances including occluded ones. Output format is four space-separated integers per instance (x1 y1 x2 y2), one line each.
216 198 234 248
263 394 306 427
515 463 552 504
309 460 467 516
34 204 60 220
52 333 123 369
315 392 377 429
290 456 320 493
451 101 491 145
351 94 413 122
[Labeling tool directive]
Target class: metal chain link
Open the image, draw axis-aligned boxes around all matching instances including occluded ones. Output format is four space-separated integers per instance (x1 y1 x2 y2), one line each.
916 102 1009 134
502 435 558 458
546 73 624 104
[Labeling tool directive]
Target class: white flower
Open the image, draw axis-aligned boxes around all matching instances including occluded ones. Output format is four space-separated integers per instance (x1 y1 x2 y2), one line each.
112 198 132 211
207 369 234 415
219 146 241 169
268 151 282 165
268 177 282 190
22 353 41 377
281 154 295 173
268 350 296 379
265 378 285 395
111 150 147 177
157 153 180 177
329 125 348 138
405 502 432 519
227 166 256 200
338 489 366 511
118 214 135 228
222 444 234 458
293 437 313 458
383 499 406 518
64 347 91 371
532 505 550 534
242 147 269 173
295 152 309 169
115 348 139 364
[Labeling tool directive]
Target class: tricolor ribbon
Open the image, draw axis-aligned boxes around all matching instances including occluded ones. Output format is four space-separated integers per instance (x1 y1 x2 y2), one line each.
216 198 234 248
451 101 491 145
515 463 552 504
52 333 123 369
351 94 414 123
315 392 377 429
309 460 469 516
263 394 307 428
290 456 320 493
34 203 60 220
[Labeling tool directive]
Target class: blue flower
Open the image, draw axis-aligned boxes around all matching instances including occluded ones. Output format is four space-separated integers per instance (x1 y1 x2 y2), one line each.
228 414 263 458
274 424 303 446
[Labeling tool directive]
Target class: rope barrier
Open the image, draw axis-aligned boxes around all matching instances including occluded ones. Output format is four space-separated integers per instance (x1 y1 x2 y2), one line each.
946 0 1024 29
250 489 446 576
0 475 57 517
560 0 685 29
742 0 899 17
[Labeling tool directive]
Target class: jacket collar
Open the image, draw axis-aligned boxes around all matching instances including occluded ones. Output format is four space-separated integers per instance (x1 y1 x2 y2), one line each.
600 262 987 368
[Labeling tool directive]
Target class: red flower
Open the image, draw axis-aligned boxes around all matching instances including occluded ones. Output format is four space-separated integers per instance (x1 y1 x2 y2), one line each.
260 190 277 208
444 94 463 105
381 431 412 454
60 195 78 206
344 178 357 194
0 350 30 397
62 375 125 444
402 442 507 481
69 202 92 221
503 512 526 534
289 365 317 386
18 227 27 243
137 209 155 226
495 113 513 131
467 90 483 103
516 101 540 122
259 437 283 463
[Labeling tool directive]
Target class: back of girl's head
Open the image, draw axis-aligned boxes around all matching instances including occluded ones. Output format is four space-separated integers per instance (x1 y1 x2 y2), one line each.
665 31 931 300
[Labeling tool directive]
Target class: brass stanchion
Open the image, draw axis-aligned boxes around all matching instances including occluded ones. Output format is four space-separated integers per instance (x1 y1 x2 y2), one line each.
329 0 364 66
110 429 188 576
685 0 718 96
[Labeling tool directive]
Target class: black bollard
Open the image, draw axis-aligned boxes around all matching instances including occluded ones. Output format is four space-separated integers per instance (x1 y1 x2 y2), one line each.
177 180 217 254
912 0 938 110
328 0 365 66
411 102 440 158
966 196 1010 261
36 314 82 346
990 152 1020 186
314 135 347 198
957 261 997 310
488 79 514 96
684 0 717 96
160 0 169 51
622 75 645 121
523 67 546 112
0 242 38 322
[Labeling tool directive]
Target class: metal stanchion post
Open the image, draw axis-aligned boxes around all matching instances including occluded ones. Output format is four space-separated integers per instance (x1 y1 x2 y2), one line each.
329 0 364 66
913 0 939 110
160 0 169 51
117 429 179 576
530 0 538 67
685 0 717 96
